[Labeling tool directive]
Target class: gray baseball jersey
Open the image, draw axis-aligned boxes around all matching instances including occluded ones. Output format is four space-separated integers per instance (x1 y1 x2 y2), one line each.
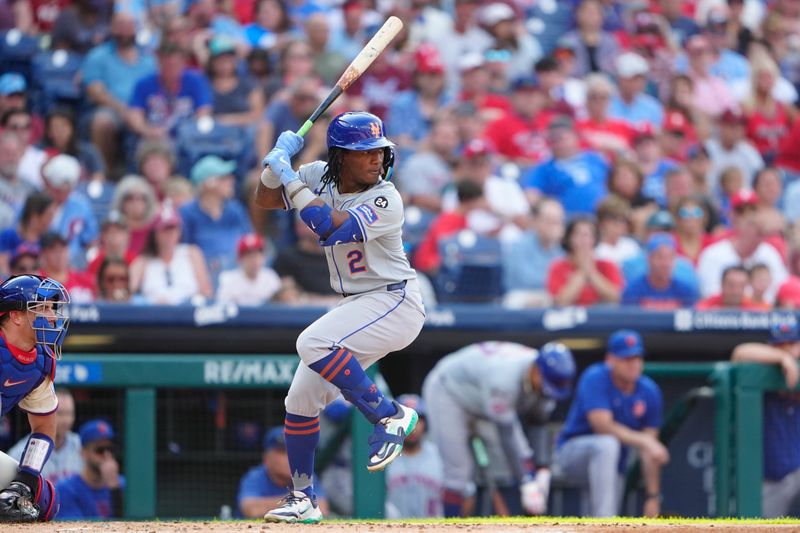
385 440 444 518
432 341 554 424
296 161 417 294
7 431 82 485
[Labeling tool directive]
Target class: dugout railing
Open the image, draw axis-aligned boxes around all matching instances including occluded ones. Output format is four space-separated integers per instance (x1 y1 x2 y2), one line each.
53 354 791 519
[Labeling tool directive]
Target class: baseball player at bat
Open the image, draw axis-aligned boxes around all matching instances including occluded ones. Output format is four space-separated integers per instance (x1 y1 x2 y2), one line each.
0 275 71 523
254 112 425 523
421 341 576 517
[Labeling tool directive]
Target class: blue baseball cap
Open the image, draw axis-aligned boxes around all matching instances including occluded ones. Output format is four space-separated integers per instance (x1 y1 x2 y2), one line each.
263 426 286 451
0 73 26 96
646 232 676 254
79 419 115 447
190 155 236 185
607 329 645 358
510 75 541 92
770 321 800 345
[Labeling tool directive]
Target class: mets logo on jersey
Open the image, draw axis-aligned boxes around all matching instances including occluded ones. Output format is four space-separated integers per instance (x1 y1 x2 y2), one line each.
355 204 379 225
632 399 647 418
369 122 381 137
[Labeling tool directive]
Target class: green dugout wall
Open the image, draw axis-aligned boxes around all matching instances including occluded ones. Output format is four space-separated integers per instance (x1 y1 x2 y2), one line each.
55 355 791 519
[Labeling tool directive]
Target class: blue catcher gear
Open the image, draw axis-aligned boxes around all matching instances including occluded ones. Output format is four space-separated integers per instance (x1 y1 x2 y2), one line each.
770 320 800 345
0 275 70 359
535 342 576 401
327 112 396 179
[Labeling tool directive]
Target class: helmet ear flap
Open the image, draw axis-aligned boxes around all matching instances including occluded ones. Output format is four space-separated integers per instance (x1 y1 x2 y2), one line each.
383 146 395 180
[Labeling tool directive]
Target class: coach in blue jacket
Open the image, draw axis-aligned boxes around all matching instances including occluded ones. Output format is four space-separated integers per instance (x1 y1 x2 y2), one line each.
553 329 669 517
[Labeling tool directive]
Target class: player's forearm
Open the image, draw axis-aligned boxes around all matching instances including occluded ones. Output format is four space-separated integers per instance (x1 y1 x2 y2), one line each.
591 417 649 450
731 343 788 365
27 413 56 441
254 179 286 210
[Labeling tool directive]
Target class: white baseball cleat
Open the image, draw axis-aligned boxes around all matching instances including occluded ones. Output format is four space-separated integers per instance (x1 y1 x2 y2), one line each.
264 490 323 524
367 400 418 472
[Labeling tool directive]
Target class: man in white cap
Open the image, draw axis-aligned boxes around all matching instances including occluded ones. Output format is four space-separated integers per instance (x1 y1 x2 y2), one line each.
608 52 664 130
42 154 99 270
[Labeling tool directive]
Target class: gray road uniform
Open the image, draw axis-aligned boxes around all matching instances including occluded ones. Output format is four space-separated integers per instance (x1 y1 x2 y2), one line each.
286 161 426 418
422 341 554 495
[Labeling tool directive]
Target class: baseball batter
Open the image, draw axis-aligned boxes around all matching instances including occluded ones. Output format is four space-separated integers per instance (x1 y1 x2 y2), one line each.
422 341 576 517
0 274 71 523
254 111 426 523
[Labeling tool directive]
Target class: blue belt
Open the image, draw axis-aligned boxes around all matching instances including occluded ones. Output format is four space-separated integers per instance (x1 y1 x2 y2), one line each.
342 280 407 298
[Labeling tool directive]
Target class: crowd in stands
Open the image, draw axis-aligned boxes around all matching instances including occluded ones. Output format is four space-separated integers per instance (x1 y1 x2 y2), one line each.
0 0 799 309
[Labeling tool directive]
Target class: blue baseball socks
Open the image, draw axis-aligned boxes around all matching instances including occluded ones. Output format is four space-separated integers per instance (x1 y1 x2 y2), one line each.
309 348 397 424
284 413 320 499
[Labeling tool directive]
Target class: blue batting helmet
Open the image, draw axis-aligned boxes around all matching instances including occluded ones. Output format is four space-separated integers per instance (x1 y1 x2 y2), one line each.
327 112 395 151
770 320 800 345
0 275 70 359
535 342 576 401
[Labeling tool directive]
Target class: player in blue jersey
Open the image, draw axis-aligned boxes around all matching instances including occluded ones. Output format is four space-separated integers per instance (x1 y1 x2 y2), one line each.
56 420 124 520
553 329 668 518
0 274 70 522
731 321 800 517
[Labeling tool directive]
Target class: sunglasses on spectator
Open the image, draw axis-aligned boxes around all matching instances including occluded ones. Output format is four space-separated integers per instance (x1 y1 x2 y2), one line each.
103 274 129 283
91 445 114 454
679 206 704 219
7 122 31 130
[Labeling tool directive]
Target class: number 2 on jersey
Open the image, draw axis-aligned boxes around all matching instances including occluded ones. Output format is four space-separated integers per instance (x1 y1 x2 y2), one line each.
348 250 366 273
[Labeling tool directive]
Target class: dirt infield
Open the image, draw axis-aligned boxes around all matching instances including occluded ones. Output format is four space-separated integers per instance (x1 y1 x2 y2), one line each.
10 521 800 533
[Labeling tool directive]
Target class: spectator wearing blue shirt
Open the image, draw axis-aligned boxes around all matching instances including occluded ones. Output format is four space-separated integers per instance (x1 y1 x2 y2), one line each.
622 233 699 309
83 11 157 175
238 426 329 519
127 41 212 142
553 330 668 518
502 198 565 306
731 321 800 518
608 52 664 130
56 420 124 520
41 155 99 270
180 156 253 284
633 131 678 207
521 116 609 217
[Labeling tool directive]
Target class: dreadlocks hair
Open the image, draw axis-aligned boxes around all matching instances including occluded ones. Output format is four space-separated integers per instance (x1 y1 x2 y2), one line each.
320 147 395 189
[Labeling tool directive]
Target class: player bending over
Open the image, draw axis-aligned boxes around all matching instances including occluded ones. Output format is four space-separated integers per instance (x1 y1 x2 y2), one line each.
254 112 426 523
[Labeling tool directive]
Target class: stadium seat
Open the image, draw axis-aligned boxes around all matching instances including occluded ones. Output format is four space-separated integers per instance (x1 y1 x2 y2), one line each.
402 206 435 256
31 49 84 114
0 30 39 84
175 118 255 186
435 230 504 303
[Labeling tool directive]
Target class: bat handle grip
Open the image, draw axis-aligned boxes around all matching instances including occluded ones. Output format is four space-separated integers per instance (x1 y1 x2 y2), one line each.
296 120 314 138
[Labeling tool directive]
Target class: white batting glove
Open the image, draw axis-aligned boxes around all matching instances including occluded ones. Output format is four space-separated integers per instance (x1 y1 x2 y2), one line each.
520 469 551 515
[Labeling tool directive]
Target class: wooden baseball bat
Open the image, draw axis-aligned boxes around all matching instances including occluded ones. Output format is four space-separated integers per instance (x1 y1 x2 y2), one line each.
295 16 404 137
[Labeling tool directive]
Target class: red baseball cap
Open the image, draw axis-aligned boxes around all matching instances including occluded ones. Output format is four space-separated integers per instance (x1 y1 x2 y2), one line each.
778 277 800 308
415 44 445 75
730 189 759 210
153 204 182 230
719 108 746 126
663 110 690 136
463 138 495 159
237 233 265 257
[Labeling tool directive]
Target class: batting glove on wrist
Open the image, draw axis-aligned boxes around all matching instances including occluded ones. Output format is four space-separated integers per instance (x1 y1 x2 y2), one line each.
274 131 304 157
263 148 299 187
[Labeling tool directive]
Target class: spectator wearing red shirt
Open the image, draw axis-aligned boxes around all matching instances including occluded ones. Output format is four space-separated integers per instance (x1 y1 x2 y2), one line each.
457 53 511 123
547 217 623 306
413 180 485 276
483 75 550 167
576 73 636 158
776 276 800 309
696 265 768 310
742 51 796 163
38 231 96 303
